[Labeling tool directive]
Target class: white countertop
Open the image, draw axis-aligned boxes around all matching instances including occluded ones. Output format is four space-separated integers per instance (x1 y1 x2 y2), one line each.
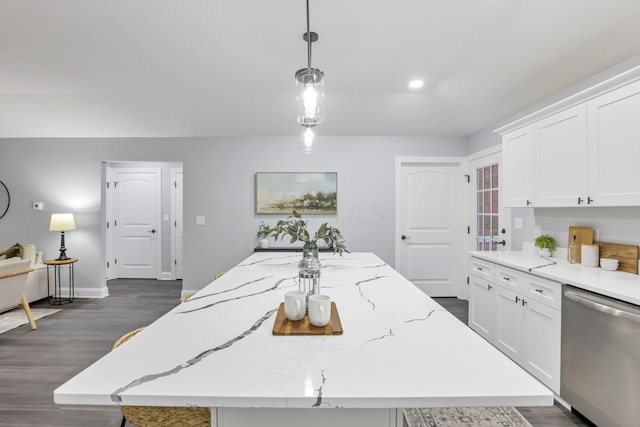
55 252 552 409
469 251 640 306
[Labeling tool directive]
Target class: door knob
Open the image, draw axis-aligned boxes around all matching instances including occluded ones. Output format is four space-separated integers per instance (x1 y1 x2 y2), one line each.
497 240 506 246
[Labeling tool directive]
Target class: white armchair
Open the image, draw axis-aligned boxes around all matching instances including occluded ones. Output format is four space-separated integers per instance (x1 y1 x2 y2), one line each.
0 243 50 302
0 259 37 330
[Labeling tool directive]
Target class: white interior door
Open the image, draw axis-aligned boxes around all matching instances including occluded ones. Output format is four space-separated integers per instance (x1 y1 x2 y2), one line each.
113 169 161 279
395 158 465 297
172 169 184 280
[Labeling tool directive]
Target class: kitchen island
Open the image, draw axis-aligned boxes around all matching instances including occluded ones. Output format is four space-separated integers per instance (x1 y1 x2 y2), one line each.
54 252 552 427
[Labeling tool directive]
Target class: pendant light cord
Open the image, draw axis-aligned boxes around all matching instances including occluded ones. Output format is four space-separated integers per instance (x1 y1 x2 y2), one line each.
306 0 312 70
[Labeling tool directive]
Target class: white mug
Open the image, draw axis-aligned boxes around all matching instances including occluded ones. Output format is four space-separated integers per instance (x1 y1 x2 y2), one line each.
284 291 306 321
308 294 331 327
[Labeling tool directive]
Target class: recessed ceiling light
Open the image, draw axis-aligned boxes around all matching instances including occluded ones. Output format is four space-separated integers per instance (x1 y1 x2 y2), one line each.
408 80 424 89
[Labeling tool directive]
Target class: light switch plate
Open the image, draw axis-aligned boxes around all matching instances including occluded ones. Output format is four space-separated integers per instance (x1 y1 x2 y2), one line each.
196 216 205 225
514 217 523 229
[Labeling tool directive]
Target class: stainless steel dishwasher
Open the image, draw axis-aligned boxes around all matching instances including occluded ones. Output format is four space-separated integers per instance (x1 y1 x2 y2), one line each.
561 285 640 427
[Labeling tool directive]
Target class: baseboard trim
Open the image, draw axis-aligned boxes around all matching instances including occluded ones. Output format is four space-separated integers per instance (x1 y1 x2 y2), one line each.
72 286 110 299
158 271 174 281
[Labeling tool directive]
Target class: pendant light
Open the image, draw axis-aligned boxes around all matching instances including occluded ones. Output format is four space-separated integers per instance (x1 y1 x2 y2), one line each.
295 0 324 127
300 125 315 153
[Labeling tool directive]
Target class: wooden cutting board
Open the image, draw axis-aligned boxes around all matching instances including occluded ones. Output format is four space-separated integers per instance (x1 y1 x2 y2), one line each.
594 241 639 274
568 226 594 263
272 302 343 335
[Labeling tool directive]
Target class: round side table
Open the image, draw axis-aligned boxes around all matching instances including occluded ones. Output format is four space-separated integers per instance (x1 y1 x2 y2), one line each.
44 258 78 305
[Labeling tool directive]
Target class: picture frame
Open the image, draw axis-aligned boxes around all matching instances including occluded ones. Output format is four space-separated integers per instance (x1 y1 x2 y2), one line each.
255 172 337 215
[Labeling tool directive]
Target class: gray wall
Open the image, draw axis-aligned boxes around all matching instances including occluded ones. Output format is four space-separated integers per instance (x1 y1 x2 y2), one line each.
184 136 466 291
0 135 466 295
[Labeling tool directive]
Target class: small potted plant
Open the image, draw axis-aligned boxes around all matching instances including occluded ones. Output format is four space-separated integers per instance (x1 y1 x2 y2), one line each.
271 210 348 257
256 223 272 249
534 234 556 257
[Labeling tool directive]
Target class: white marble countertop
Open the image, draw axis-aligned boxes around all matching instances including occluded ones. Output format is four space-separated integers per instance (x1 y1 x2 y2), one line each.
55 252 552 409
469 251 640 306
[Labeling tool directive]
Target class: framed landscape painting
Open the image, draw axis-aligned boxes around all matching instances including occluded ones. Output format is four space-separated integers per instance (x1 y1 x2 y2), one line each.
255 172 337 215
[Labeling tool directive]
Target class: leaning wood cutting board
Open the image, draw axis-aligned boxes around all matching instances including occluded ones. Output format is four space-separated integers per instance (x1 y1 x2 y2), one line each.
272 302 343 335
595 241 639 274
568 226 594 263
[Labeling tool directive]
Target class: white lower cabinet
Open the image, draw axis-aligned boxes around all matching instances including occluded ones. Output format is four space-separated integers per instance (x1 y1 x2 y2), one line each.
469 275 495 342
522 298 561 393
494 286 524 362
469 258 561 393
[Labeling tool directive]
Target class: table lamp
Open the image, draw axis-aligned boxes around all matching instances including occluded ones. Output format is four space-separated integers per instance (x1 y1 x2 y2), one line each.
50 213 76 260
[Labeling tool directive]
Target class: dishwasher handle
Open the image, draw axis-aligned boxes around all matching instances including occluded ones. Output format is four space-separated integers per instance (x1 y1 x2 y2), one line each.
564 289 640 324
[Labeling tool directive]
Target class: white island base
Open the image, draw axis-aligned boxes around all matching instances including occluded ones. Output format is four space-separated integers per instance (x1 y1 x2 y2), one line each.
216 408 401 427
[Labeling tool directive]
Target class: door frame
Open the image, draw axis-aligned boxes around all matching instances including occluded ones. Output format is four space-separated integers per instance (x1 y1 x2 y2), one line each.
170 168 183 280
466 145 509 252
105 165 163 280
394 156 468 298
466 146 508 301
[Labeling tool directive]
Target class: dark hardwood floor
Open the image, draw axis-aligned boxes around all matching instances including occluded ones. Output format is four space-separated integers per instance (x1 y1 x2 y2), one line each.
0 279 183 427
0 282 589 426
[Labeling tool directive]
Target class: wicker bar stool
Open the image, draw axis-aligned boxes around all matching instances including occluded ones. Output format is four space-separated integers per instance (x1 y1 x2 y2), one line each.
179 293 195 303
178 272 224 304
112 328 211 427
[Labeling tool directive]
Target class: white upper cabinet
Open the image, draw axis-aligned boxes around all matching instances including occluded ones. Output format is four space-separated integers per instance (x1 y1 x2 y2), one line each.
502 125 533 207
587 79 640 206
500 76 640 208
533 104 589 207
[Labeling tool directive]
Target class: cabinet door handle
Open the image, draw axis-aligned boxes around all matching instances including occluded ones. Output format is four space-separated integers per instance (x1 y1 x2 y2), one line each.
477 267 483 271
515 296 520 303
522 299 527 306
503 276 510 281
588 197 594 204
526 200 531 206
535 289 544 293
487 284 493 290
577 197 583 205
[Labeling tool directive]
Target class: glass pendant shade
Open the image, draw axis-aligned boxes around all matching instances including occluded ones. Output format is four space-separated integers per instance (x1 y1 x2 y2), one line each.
296 68 325 125
301 126 315 152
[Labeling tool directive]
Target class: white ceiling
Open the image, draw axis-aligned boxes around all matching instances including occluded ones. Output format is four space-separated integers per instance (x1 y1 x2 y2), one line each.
2 0 640 138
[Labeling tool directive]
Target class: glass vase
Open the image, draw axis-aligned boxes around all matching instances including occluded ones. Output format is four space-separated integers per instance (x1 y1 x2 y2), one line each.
303 241 319 259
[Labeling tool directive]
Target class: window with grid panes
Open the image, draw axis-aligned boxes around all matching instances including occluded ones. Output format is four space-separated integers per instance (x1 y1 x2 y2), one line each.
476 164 499 251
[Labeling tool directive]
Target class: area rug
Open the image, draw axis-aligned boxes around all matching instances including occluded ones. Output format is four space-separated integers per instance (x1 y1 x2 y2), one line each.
404 407 532 427
0 308 61 334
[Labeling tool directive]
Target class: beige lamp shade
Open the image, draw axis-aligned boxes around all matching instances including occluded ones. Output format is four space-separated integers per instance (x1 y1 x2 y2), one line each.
49 213 76 231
